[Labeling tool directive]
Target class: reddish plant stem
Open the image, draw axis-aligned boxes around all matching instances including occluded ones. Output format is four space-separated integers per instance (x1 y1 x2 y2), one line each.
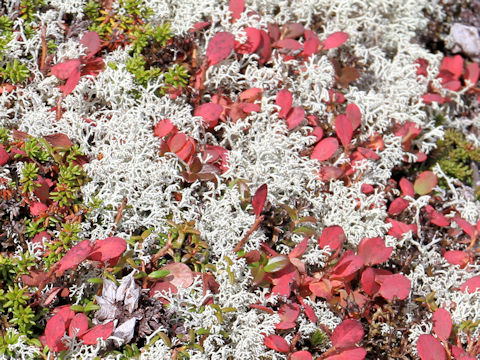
233 215 264 253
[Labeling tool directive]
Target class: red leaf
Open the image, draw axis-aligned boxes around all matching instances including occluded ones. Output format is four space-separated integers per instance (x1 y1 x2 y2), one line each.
317 166 344 181
453 217 476 238
256 30 272 66
331 319 364 349
286 106 305 130
154 119 176 138
360 184 374 194
334 114 353 147
465 62 479 85
45 314 66 351
281 23 304 39
439 55 464 80
387 197 409 216
378 274 410 300
167 133 188 153
276 303 300 329
275 89 293 118
264 334 290 353
399 177 415 197
302 300 317 323
386 218 417 238
416 58 429 77
149 280 178 299
206 32 235 66
273 38 301 50
239 87 262 102
80 321 114 345
289 237 309 259
69 313 89 338
59 67 81 95
311 137 339 161
309 280 332 300
460 275 480 293
30 201 48 216
417 334 446 360
322 32 349 50
357 237 392 266
80 31 101 58
291 351 313 360
51 59 81 80
194 103 223 129
432 308 452 340
161 262 194 288
235 27 262 54
318 225 345 252
303 30 321 58
0 147 8 165
238 102 261 113
325 347 367 360
361 267 379 296
88 237 127 263
252 184 267 218
331 252 364 280
346 104 361 131
228 0 244 22
425 205 450 227
55 240 92 276
43 133 73 149
443 250 469 268
422 93 449 105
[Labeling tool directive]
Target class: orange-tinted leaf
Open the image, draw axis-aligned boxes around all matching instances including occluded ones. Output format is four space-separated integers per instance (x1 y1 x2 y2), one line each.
286 106 305 130
378 274 410 300
387 197 409 216
291 351 313 360
331 319 364 348
228 0 244 22
264 334 290 353
335 114 353 147
69 313 89 338
337 67 361 88
55 240 92 276
194 103 223 129
309 280 332 300
357 237 392 266
206 32 235 66
276 303 300 329
80 31 101 57
80 321 114 345
88 237 127 263
346 103 361 131
323 32 349 50
311 137 338 161
161 262 194 288
252 183 267 218
318 225 345 252
275 89 293 118
235 27 262 54
443 250 469 268
325 347 366 360
417 334 446 360
432 308 452 340
460 275 480 293
239 87 262 102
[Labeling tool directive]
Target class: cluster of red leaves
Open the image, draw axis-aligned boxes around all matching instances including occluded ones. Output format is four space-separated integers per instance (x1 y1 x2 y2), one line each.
51 31 105 95
417 55 480 104
417 308 479 360
41 305 114 351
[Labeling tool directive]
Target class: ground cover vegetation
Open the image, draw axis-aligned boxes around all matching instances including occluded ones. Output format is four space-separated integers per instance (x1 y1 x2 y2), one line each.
0 0 480 359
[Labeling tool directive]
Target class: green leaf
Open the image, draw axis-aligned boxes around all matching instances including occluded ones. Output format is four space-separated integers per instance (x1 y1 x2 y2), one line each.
87 277 103 284
148 269 170 279
69 305 85 312
264 255 290 273
293 226 316 236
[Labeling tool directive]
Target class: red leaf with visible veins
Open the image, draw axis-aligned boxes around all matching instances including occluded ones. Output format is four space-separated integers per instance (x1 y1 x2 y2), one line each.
194 103 223 129
276 89 293 118
335 114 353 147
161 262 194 288
346 103 361 131
322 32 349 50
357 237 392 266
331 319 364 349
325 347 367 360
417 334 446 360
228 0 244 21
69 313 89 338
206 32 235 66
235 27 262 54
264 334 290 353
80 31 101 58
45 314 67 351
252 184 267 218
331 252 364 280
80 321 114 345
286 106 305 130
378 274 410 300
311 137 338 161
55 240 92 276
460 275 480 293
88 237 127 263
318 225 345 252
291 351 313 360
432 308 452 340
